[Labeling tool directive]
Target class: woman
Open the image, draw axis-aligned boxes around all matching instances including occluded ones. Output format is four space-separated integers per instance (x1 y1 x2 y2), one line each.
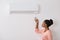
34 18 53 40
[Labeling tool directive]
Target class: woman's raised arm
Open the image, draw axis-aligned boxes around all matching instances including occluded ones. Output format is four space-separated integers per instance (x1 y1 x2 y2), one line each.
34 18 44 34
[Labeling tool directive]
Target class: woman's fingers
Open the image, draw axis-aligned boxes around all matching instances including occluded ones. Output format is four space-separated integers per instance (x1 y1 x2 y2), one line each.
34 17 39 23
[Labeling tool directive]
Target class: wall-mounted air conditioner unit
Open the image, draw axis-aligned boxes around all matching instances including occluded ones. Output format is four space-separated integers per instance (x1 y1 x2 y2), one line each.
10 0 40 14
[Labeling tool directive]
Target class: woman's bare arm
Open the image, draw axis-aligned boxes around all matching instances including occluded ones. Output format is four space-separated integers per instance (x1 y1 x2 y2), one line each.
35 22 39 29
34 18 44 34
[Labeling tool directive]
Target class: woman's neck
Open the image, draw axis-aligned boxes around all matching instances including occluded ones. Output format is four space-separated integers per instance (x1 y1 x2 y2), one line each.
44 27 49 32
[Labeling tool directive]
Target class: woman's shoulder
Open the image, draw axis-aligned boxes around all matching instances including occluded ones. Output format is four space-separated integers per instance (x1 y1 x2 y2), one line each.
46 30 52 34
48 30 51 32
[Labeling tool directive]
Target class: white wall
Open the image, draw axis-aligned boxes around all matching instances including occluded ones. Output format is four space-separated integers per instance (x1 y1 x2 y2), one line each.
0 0 60 40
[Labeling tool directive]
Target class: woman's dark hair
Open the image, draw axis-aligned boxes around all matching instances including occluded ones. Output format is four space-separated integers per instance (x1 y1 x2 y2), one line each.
44 19 53 27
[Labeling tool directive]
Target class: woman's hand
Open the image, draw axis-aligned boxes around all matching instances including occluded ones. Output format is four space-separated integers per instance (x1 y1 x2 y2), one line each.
34 17 39 24
34 17 39 31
